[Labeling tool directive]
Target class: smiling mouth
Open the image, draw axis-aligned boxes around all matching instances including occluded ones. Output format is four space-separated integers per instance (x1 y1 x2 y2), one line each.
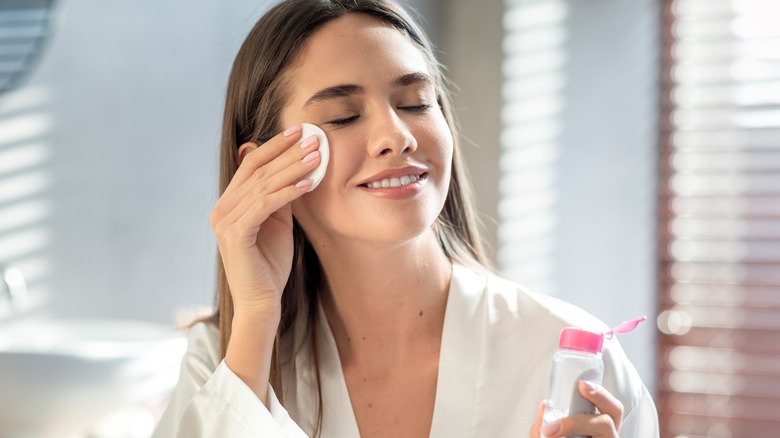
361 173 426 189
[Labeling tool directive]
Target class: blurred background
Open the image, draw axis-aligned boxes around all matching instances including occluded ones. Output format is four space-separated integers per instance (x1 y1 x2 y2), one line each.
0 0 777 436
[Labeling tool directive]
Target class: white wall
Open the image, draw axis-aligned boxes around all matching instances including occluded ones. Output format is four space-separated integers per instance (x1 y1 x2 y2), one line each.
0 0 276 322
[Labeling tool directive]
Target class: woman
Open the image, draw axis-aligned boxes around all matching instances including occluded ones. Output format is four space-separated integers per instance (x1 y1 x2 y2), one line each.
153 1 658 437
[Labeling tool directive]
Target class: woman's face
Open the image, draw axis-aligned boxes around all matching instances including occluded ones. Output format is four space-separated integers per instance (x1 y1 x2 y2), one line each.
281 13 453 249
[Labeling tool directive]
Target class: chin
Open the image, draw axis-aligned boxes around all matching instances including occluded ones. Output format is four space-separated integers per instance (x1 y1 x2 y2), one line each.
319 214 437 248
296 194 446 247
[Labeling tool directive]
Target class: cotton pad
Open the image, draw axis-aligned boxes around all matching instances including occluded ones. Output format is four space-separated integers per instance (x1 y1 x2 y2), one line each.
300 123 330 192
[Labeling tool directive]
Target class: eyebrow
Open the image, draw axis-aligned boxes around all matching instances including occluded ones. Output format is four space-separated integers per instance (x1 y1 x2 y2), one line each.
302 72 435 108
394 72 433 88
303 84 364 108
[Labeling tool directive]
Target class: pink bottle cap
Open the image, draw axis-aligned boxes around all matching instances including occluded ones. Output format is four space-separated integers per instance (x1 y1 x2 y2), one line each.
559 328 604 353
559 316 648 354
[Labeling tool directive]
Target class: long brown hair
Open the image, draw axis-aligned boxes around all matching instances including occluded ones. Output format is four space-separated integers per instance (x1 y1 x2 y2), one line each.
212 0 488 433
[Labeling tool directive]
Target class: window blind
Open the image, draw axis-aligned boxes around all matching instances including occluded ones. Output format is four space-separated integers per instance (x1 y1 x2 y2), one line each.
657 0 780 436
0 0 54 94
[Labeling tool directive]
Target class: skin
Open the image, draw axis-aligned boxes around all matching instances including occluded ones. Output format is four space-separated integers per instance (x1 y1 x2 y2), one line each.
209 12 623 438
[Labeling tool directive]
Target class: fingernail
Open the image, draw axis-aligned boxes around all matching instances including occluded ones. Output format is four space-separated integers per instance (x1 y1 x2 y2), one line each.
296 179 312 189
300 135 318 149
541 421 561 436
302 150 319 163
581 380 597 393
283 125 302 137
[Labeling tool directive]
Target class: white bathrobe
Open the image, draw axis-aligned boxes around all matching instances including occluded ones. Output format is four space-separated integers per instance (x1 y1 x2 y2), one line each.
153 264 659 437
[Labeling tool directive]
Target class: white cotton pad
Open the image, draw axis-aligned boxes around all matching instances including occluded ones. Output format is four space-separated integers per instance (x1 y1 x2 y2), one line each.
300 123 330 192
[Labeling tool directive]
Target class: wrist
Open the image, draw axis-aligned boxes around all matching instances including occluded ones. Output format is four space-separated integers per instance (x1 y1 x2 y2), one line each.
225 308 280 405
231 306 281 333
232 295 282 321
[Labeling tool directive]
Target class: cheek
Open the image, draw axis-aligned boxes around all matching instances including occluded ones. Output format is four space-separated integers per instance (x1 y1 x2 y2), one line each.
318 130 365 185
432 125 454 198
291 190 334 240
426 118 454 173
441 129 454 164
290 166 343 230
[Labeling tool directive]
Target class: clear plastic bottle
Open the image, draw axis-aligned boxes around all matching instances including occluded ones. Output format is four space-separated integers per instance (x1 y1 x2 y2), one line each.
541 316 646 437
542 327 604 436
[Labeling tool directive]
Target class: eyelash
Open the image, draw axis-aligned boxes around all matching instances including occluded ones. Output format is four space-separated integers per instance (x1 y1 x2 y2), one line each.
327 104 433 126
401 104 433 112
329 115 359 126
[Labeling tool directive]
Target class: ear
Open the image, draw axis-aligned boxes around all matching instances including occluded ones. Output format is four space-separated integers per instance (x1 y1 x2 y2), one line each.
236 142 259 166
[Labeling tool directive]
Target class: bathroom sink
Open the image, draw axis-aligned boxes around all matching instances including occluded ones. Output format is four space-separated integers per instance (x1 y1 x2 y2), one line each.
0 318 187 437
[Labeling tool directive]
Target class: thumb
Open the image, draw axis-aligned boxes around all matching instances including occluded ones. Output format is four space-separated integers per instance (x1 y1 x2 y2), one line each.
529 401 545 438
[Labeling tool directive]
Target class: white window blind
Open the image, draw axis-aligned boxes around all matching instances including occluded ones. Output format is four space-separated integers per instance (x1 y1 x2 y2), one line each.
499 0 568 295
657 0 780 436
0 0 53 94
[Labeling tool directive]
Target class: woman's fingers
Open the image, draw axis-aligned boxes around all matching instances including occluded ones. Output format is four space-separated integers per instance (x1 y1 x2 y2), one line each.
233 181 310 238
538 381 623 438
216 145 320 223
236 134 320 192
212 163 318 250
528 401 545 438
233 126 301 179
543 413 617 438
578 380 624 431
230 125 311 189
213 178 304 245
211 132 321 230
217 134 318 217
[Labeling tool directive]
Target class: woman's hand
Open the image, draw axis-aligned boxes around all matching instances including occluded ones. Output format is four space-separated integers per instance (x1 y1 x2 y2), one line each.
209 125 321 403
209 125 321 319
530 381 624 438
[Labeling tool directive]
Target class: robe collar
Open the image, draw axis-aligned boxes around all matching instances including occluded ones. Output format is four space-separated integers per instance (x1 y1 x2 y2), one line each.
291 263 489 437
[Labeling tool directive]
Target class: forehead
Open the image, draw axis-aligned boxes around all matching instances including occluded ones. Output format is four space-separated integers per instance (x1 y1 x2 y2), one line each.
283 13 432 103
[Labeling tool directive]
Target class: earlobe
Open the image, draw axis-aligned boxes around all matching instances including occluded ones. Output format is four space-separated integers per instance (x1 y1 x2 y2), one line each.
236 142 259 166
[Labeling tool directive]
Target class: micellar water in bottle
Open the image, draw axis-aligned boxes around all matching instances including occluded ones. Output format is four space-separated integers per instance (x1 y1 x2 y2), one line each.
541 316 646 437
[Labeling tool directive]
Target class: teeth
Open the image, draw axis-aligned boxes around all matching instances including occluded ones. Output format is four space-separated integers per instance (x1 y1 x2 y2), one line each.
367 174 421 189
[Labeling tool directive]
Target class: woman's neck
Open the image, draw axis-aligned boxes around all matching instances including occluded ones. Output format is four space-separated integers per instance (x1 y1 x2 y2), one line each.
315 230 452 372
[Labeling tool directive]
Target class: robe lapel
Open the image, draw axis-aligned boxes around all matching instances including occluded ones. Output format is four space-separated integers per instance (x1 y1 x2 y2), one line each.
316 303 362 438
429 264 488 438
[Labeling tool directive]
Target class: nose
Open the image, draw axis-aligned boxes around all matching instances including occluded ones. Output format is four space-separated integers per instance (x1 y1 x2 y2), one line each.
367 108 417 158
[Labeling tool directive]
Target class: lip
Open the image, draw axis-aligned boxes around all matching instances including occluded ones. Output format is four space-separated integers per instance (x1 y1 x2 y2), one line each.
357 165 429 187
357 165 429 200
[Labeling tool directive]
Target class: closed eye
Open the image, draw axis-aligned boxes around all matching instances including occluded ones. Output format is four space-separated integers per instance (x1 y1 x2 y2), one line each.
328 114 359 126
327 103 432 127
